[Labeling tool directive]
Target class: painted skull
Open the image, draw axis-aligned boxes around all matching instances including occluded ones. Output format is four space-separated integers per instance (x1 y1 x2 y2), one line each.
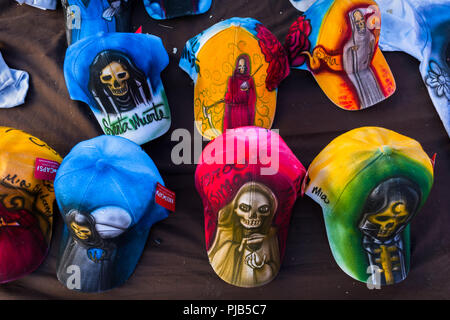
234 190 271 230
353 10 366 33
100 61 130 96
367 201 409 238
238 58 246 74
359 177 421 240
70 221 92 240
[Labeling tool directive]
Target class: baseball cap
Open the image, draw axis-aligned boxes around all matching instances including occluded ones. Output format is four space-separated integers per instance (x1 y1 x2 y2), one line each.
64 32 171 145
15 0 56 10
62 0 133 45
180 17 290 140
144 0 212 20
54 135 168 292
284 0 396 110
195 126 305 287
302 127 434 285
0 127 62 283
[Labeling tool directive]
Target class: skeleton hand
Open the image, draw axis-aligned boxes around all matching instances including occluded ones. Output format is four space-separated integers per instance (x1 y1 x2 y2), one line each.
246 233 265 246
351 45 359 51
245 252 266 269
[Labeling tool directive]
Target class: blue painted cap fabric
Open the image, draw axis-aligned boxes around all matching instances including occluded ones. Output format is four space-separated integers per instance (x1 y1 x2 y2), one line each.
64 32 171 145
54 135 168 292
144 0 212 20
62 0 133 45
15 0 57 10
0 52 29 109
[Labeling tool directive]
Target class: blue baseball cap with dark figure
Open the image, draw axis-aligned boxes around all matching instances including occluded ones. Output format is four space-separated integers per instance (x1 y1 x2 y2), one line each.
64 32 171 145
144 0 212 20
54 135 169 292
62 0 133 45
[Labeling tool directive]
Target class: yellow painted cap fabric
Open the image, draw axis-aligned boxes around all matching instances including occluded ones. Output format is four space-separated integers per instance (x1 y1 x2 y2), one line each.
180 17 290 140
0 127 62 283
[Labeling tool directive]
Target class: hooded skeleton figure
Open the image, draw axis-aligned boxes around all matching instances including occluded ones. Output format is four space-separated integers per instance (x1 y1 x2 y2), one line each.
223 54 257 131
57 207 132 292
342 8 385 109
207 182 280 287
359 177 421 285
88 50 153 116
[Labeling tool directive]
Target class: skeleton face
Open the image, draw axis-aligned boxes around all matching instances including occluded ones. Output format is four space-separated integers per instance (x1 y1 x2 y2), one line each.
100 61 130 96
353 10 366 33
70 221 92 240
234 190 271 230
238 58 246 74
367 201 410 238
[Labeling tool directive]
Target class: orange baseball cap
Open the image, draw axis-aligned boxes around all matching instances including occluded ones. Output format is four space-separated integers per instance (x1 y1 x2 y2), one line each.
285 0 396 110
0 127 62 283
180 18 290 140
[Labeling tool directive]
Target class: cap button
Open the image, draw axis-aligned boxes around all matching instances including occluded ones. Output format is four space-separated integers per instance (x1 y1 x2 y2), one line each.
380 145 393 155
96 159 108 171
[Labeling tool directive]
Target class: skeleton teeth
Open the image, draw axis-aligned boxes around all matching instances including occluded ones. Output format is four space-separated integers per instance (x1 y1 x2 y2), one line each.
240 218 262 228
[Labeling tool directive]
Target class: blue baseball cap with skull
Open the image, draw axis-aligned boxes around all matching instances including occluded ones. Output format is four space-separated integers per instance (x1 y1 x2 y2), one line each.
54 135 168 292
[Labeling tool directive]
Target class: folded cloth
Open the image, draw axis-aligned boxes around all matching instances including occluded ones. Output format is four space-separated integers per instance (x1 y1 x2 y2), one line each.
15 0 57 10
0 52 29 109
376 0 450 137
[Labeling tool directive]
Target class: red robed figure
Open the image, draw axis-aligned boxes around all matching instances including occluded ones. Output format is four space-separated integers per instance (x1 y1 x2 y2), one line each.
223 54 257 131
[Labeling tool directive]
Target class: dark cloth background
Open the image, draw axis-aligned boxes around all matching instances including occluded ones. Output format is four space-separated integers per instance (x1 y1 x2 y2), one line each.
0 0 449 300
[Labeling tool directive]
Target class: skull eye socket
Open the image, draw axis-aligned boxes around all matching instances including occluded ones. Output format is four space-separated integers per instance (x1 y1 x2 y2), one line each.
102 75 112 82
117 72 127 79
375 216 391 222
239 203 251 212
258 205 270 214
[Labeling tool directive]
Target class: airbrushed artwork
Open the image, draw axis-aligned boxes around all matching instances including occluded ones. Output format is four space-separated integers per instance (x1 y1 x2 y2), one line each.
223 54 257 131
58 207 133 291
64 32 171 145
208 182 281 287
195 127 305 287
285 0 396 110
180 18 290 140
359 177 421 285
342 8 385 108
0 127 62 284
89 50 153 115
303 127 434 286
55 135 169 292
62 0 133 45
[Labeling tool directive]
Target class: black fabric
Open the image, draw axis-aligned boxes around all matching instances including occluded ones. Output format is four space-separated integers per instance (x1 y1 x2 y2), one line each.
0 0 449 299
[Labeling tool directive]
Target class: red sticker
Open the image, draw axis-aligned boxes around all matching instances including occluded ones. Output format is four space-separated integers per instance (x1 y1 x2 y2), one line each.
34 158 60 181
155 183 176 212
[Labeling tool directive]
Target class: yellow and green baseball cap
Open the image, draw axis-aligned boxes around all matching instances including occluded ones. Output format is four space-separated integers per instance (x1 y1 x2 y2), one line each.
302 127 434 286
0 127 62 283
